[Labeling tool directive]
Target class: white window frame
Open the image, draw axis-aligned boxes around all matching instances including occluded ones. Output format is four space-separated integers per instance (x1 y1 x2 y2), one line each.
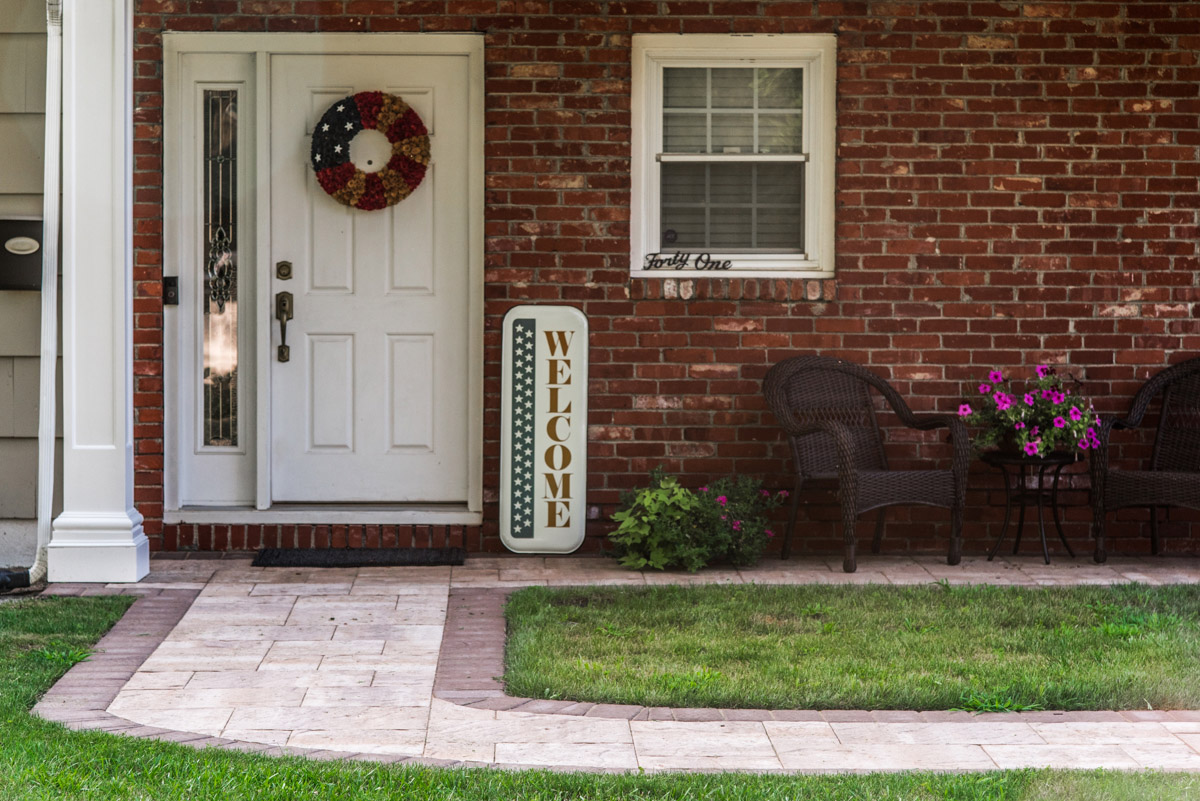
630 34 836 279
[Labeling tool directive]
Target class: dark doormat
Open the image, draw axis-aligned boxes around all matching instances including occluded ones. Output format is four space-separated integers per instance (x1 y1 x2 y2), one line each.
251 547 466 568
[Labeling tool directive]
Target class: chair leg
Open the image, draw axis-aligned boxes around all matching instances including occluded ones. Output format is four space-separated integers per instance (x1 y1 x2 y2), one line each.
780 477 803 560
1093 511 1107 564
948 503 963 566
1149 506 1160 556
871 509 885 554
841 502 858 574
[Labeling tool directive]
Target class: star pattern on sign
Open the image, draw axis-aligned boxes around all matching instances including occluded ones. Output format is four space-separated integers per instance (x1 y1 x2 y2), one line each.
509 320 537 538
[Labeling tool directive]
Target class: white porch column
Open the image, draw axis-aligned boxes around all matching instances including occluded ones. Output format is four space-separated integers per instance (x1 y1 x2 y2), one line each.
47 0 148 583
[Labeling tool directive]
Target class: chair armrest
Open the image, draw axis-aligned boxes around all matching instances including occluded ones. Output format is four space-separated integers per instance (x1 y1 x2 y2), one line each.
805 420 861 497
906 414 971 505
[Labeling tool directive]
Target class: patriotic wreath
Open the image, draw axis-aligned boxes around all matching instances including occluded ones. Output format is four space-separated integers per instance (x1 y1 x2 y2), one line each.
309 91 430 211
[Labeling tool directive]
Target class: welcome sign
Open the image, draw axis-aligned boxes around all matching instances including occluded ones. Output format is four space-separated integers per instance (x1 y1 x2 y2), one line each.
500 305 588 553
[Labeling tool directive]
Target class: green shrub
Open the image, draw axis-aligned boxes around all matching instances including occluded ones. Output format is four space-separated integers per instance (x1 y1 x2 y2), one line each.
608 469 786 571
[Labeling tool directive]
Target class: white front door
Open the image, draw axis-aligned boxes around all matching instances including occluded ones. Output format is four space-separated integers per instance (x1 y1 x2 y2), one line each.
269 54 471 503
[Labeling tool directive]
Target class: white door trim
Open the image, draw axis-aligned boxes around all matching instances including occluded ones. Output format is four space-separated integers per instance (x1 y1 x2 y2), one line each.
163 33 485 524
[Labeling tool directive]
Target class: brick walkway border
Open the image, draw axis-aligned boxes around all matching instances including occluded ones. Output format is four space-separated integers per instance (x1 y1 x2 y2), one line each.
25 567 1200 772
435 587 1200 725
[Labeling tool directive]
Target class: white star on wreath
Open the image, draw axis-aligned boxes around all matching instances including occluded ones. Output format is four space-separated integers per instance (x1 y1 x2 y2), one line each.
336 104 344 111
322 124 329 132
314 154 321 162
345 122 354 131
334 144 342 153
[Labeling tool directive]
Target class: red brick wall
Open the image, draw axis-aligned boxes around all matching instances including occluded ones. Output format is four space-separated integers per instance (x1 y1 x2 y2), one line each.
132 1 1200 558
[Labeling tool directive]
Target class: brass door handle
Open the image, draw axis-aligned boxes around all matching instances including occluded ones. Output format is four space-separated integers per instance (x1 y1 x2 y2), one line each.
275 291 293 362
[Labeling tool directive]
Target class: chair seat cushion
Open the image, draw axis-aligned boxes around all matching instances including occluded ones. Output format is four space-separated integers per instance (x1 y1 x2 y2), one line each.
856 470 956 512
1104 469 1200 511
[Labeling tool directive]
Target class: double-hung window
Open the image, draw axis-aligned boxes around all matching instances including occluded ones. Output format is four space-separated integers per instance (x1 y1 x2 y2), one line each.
631 34 836 278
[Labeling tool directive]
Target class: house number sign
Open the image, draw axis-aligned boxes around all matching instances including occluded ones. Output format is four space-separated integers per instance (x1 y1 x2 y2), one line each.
501 305 588 554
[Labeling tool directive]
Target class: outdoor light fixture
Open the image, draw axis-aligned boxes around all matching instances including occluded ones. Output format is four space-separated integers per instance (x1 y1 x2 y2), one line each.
4 236 39 256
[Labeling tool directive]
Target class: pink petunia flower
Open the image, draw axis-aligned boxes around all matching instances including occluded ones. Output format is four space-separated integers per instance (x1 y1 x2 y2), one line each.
761 489 770 497
1053 416 1067 428
1024 393 1035 406
1032 426 1039 436
732 520 742 531
1036 365 1050 379
699 486 708 492
1078 438 1090 450
979 383 992 394
1024 441 1041 456
765 529 775 538
1051 391 1066 404
1069 406 1082 421
958 403 973 417
1014 421 1026 430
778 490 789 498
989 370 1004 384
1041 389 1053 400
717 495 727 506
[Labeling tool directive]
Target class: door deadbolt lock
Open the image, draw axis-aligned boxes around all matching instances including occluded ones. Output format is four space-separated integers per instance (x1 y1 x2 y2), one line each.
276 260 292 280
275 291 293 362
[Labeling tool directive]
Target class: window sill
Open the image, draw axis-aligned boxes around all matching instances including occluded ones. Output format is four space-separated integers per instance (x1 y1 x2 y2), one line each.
632 274 837 302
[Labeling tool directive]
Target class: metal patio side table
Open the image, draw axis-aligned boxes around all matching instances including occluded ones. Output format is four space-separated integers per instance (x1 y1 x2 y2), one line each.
981 450 1080 565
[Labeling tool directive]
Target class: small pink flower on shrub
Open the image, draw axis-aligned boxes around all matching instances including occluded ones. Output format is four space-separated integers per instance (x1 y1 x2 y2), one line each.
979 384 992 394
778 490 789 498
989 370 1004 383
1014 421 1025 430
765 529 775 538
1069 406 1082 421
1053 416 1067 428
717 495 727 506
732 520 742 531
1024 441 1040 456
761 489 770 497
1036 365 1050 378
698 486 708 492
958 404 972 417
1078 438 1090 449
1051 391 1066 404
1024 393 1035 406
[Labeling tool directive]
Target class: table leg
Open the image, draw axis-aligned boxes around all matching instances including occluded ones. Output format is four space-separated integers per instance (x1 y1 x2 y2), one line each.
1036 463 1050 565
1051 463 1075 558
1012 464 1027 555
987 463 1013 561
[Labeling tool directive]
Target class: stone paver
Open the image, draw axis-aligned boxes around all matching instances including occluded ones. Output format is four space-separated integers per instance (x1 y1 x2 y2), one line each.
27 553 1200 773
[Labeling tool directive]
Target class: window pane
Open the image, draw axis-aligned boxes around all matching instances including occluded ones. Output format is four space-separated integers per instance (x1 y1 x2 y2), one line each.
710 207 753 248
661 161 707 205
711 114 754 153
660 67 805 155
710 163 752 203
663 112 707 153
758 114 803 154
659 162 805 253
660 206 706 249
202 89 238 448
758 68 804 109
711 68 753 108
663 67 706 108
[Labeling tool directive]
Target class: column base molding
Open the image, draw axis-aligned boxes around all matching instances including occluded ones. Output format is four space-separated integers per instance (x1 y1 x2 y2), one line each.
48 510 149 583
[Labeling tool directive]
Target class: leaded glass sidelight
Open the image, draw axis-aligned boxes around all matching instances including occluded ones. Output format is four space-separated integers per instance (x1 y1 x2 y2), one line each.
202 89 239 447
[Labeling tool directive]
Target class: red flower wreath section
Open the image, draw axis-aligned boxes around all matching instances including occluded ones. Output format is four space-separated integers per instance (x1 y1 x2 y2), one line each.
309 91 431 211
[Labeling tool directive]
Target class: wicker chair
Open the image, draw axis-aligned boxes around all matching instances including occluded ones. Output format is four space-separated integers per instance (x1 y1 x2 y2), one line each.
763 356 969 573
1091 356 1200 563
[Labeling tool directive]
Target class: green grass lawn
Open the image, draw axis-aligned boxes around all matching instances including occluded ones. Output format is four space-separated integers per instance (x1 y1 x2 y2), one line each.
504 583 1200 711
1 594 1198 800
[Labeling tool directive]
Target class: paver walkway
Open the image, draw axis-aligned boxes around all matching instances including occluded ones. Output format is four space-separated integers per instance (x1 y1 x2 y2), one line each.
33 554 1200 772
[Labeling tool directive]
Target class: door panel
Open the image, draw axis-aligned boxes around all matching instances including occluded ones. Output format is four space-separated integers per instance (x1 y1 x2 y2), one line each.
270 54 470 502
